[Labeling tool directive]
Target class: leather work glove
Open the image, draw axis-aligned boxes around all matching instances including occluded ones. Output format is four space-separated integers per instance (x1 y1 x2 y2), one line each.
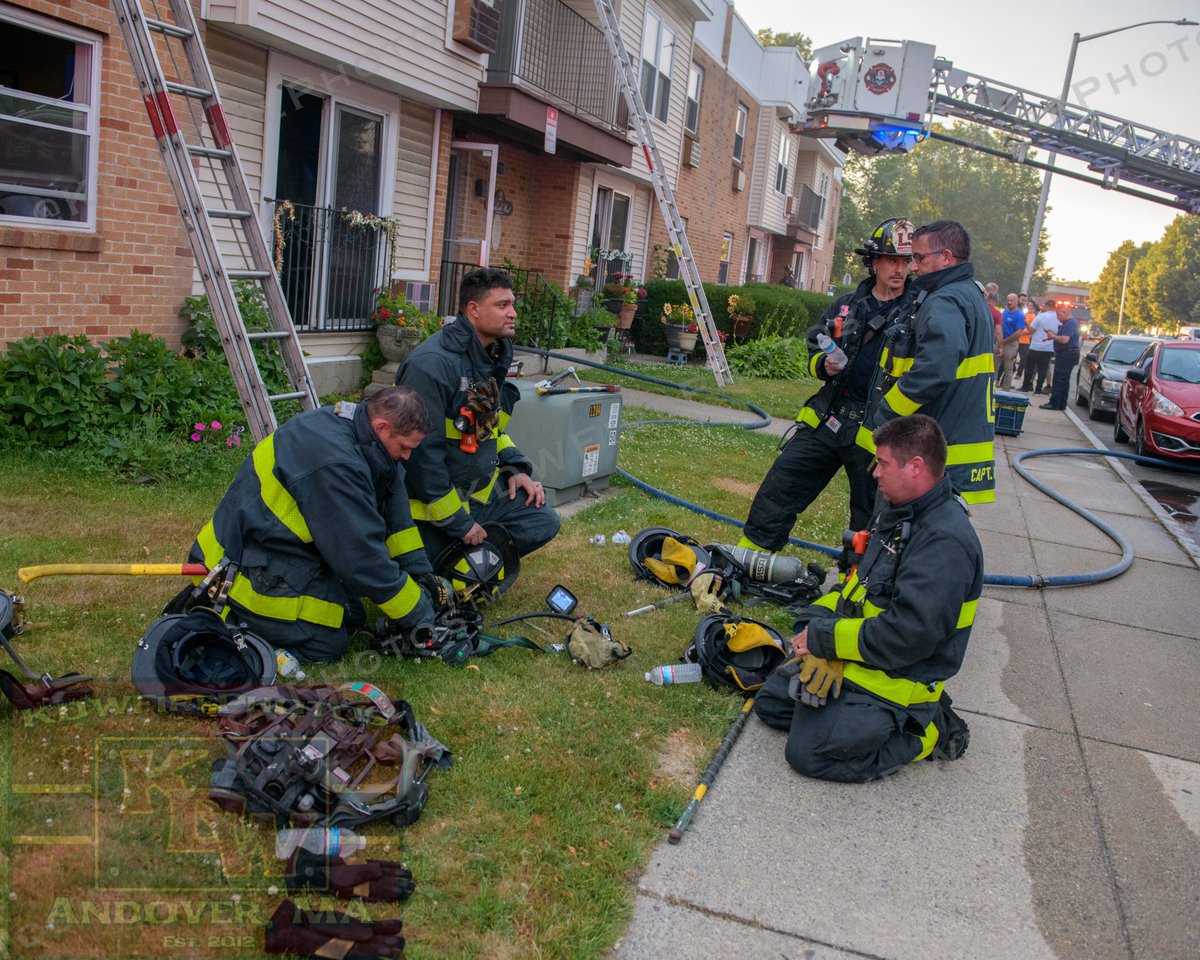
689 572 727 615
286 849 416 903
415 573 454 614
264 899 404 960
797 655 844 708
643 536 705 585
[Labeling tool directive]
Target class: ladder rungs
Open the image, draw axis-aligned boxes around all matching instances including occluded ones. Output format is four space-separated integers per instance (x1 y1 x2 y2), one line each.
144 17 193 39
228 269 272 280
166 80 214 99
269 391 310 403
207 208 254 220
187 144 232 159
247 330 291 341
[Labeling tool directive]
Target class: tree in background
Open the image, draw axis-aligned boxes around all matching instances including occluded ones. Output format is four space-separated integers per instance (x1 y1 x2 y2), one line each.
1128 215 1200 329
1089 239 1151 331
833 123 1050 295
756 29 813 60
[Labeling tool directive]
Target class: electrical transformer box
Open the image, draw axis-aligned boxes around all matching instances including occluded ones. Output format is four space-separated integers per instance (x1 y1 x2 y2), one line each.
503 381 622 506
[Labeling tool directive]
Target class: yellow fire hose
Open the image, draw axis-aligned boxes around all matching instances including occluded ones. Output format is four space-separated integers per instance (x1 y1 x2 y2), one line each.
17 563 208 584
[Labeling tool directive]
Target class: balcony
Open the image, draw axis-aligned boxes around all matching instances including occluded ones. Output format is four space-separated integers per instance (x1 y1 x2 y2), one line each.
787 185 824 238
480 0 633 165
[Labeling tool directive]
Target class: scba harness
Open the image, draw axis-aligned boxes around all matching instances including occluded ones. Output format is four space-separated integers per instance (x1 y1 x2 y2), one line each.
209 683 451 829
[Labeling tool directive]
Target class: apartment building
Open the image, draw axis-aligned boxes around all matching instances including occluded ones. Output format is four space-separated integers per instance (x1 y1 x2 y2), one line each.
659 0 842 293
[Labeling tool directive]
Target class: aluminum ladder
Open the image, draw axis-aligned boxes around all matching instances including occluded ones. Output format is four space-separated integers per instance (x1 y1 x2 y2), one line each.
590 0 734 386
110 0 318 441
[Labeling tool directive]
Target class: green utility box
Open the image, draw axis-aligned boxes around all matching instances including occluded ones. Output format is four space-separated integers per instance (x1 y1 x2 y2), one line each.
504 381 623 506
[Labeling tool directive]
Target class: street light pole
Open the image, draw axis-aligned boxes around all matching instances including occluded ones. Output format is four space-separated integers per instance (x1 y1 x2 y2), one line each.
1018 19 1198 296
1117 254 1130 335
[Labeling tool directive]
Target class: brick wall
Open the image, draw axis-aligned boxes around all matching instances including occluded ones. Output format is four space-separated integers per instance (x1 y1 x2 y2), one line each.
1 0 194 346
649 44 755 284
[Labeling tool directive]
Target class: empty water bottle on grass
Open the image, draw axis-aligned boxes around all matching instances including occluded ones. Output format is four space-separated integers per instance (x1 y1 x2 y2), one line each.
645 663 703 685
275 826 366 859
275 649 306 681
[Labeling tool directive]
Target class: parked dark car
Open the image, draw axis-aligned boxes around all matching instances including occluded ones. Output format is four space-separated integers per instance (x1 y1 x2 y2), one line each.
1074 335 1159 420
1114 341 1200 461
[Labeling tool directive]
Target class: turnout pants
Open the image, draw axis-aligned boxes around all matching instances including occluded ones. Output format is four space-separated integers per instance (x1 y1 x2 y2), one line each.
754 667 935 783
417 478 561 565
742 422 876 553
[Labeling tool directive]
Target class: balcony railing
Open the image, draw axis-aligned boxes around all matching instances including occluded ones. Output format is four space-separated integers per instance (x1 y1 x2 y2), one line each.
789 185 824 235
487 0 626 133
271 200 395 332
440 259 571 347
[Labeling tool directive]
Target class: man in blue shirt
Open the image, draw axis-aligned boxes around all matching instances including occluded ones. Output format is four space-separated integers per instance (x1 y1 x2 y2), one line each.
1041 302 1080 410
998 293 1027 390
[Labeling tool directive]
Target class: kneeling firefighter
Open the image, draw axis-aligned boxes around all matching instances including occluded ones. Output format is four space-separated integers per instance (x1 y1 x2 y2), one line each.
739 218 914 552
181 388 440 663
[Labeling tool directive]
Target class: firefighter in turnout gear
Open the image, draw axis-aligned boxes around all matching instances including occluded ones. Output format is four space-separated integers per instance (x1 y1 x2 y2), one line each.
739 218 914 551
185 387 437 663
396 267 560 565
755 415 980 782
865 220 996 505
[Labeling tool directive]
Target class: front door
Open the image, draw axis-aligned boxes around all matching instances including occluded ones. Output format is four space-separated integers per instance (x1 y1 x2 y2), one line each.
589 185 632 285
440 142 498 314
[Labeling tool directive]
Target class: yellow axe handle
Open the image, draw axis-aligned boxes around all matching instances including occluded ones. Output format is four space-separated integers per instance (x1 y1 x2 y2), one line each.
17 563 209 584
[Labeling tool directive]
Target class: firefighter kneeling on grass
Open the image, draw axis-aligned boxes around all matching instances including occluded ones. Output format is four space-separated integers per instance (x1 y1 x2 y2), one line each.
754 415 980 782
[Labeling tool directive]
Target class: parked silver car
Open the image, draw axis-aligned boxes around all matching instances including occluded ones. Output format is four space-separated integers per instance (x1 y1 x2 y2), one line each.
1074 334 1160 420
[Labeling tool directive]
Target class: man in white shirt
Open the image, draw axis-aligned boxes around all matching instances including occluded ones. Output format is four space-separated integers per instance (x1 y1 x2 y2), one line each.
1020 299 1060 395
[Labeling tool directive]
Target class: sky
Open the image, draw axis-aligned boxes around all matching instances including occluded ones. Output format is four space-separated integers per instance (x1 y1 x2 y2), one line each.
734 0 1200 282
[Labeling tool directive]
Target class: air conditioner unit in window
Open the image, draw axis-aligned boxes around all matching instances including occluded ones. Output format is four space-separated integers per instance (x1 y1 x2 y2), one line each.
453 0 500 53
684 139 701 167
733 169 745 192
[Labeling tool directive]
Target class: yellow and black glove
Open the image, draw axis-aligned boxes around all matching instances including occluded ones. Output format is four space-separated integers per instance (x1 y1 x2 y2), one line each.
796 655 844 708
689 572 727 615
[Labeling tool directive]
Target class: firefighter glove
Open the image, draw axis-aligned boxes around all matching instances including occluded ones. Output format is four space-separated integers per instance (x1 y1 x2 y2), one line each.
797 655 844 708
264 899 404 960
415 574 454 613
286 850 416 903
689 572 727 615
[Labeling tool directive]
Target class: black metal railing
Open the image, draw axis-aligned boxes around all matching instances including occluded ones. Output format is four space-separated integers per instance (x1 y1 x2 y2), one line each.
439 259 570 347
487 0 626 133
790 185 824 234
271 199 395 332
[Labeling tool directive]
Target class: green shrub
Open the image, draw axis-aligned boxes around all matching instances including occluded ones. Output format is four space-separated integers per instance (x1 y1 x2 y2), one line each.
0 335 108 447
105 330 199 423
725 335 809 379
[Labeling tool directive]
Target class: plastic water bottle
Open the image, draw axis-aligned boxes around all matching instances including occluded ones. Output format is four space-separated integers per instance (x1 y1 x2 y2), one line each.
611 530 631 545
644 663 703 685
275 826 366 860
589 534 606 546
275 649 307 681
816 333 848 367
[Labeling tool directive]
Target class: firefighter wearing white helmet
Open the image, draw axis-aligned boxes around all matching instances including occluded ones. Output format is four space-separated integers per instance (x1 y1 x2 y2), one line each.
739 218 914 553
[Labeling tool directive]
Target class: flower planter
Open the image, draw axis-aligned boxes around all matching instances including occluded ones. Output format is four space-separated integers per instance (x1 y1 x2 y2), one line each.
574 288 594 316
376 325 421 363
603 297 624 316
617 303 637 329
664 323 698 353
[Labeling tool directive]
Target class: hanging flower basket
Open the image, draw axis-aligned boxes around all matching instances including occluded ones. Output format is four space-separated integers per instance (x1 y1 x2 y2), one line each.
377 325 421 363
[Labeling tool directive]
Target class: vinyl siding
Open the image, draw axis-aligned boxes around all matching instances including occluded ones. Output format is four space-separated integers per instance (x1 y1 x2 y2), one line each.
392 101 435 276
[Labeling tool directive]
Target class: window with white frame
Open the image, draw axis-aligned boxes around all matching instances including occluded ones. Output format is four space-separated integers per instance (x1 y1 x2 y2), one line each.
816 169 831 225
732 104 747 162
0 10 99 226
640 9 675 124
718 233 732 284
684 63 702 135
774 132 792 194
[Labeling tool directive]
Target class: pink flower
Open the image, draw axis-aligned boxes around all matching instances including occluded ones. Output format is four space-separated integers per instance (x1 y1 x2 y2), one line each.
232 434 242 447
194 422 206 431
190 433 201 442
211 421 221 430
226 438 234 447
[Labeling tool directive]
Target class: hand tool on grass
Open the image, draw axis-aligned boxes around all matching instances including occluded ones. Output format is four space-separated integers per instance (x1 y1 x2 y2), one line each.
668 697 754 843
18 562 209 584
622 589 690 616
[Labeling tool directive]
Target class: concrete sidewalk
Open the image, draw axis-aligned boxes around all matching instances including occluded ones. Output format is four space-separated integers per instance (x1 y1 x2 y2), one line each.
607 392 1200 960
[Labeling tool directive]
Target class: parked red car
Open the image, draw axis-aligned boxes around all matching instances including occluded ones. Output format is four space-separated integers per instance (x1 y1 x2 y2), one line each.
1114 341 1200 461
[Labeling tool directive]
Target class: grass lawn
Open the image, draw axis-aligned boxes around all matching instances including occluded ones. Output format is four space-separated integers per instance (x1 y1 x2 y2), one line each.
0 386 848 960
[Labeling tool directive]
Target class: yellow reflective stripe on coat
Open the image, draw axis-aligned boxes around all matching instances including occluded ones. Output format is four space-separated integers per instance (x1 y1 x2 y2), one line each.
945 441 994 465
808 351 822 377
812 592 839 613
957 599 978 630
796 406 820 429
889 356 915 376
444 417 463 440
226 574 344 628
386 527 424 558
498 410 512 430
913 720 939 761
962 488 995 504
884 383 921 417
495 434 516 453
469 470 499 504
956 353 994 378
196 521 224 570
855 425 876 453
410 488 466 523
253 435 312 542
844 663 944 706
378 576 423 620
833 618 864 662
